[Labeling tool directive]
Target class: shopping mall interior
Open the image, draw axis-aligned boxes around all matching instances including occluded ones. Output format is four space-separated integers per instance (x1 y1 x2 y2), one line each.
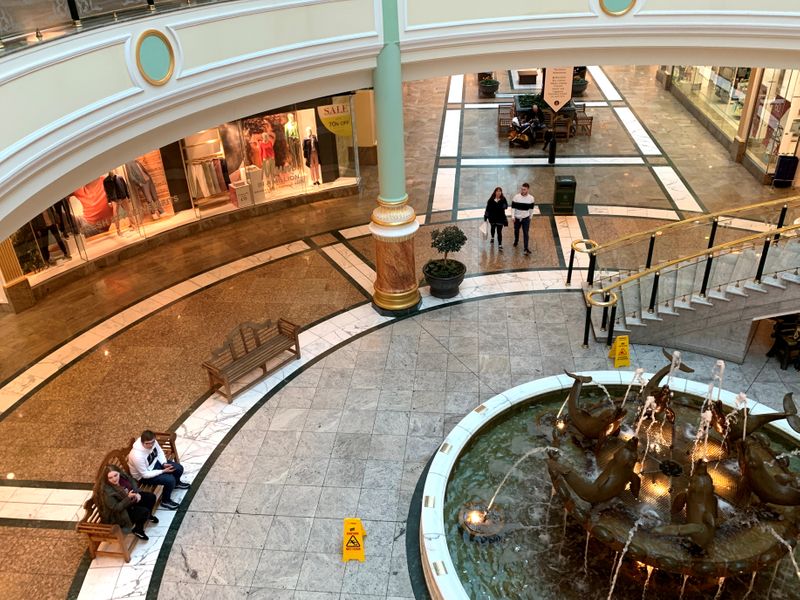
1 1 800 599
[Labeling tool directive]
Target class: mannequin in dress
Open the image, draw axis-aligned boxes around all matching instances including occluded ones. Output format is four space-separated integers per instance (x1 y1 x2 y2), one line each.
260 125 276 191
103 171 138 236
302 126 321 185
284 113 301 171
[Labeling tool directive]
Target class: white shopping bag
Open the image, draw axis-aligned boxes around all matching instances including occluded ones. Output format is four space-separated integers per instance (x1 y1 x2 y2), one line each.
479 221 489 239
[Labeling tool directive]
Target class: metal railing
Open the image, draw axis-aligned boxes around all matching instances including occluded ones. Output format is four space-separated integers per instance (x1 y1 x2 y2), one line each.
0 0 230 54
577 221 800 347
565 196 800 290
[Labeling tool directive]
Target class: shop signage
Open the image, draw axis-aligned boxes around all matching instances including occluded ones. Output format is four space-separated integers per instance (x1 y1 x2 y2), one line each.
608 335 631 368
342 517 365 562
318 103 352 137
544 67 573 112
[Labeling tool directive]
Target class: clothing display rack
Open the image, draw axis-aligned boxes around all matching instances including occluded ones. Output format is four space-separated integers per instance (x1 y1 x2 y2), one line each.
180 131 231 209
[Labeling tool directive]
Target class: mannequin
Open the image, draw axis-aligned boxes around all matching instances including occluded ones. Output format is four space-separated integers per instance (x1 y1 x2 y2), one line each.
302 126 321 185
103 171 138 235
32 207 70 265
259 125 276 191
284 113 301 171
125 159 163 220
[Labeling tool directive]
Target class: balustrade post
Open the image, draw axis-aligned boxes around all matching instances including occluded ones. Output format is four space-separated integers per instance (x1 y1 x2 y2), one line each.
566 247 576 285
755 237 771 283
645 234 656 269
648 272 660 313
775 204 788 242
707 218 718 249
700 254 714 297
582 305 592 348
600 292 610 331
606 305 617 347
587 252 596 286
67 0 82 26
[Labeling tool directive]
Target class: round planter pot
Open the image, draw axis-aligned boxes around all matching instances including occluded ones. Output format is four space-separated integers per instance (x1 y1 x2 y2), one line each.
423 260 467 299
572 80 588 96
478 82 499 99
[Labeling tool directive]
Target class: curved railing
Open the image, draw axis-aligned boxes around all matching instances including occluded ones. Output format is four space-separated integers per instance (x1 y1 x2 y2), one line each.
577 221 800 347
0 0 236 55
566 196 800 289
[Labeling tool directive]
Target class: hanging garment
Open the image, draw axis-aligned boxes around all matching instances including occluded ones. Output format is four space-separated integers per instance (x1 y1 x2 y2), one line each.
126 160 160 213
213 159 226 191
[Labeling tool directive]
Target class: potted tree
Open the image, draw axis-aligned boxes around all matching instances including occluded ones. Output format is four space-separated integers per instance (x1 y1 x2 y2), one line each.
423 225 468 298
572 76 589 96
479 78 500 98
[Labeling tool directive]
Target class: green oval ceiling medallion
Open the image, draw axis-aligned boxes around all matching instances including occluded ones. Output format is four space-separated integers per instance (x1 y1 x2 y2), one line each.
600 0 636 16
136 30 174 86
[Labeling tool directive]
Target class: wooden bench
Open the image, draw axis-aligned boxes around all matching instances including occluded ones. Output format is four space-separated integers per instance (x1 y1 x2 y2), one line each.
202 318 301 402
76 432 179 562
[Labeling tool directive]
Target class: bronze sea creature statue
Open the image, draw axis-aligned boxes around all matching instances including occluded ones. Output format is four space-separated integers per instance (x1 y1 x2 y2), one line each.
641 348 695 400
564 371 626 445
740 436 800 506
710 392 800 444
653 460 718 550
547 437 641 504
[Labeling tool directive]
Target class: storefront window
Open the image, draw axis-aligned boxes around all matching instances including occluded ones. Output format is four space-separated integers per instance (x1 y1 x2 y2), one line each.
5 93 361 289
746 68 800 173
671 65 751 140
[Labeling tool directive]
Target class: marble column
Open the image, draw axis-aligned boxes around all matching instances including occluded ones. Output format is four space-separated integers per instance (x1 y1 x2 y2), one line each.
369 0 420 314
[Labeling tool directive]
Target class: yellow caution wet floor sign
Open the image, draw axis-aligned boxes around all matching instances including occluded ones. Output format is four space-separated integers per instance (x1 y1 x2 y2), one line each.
608 335 631 368
343 518 365 562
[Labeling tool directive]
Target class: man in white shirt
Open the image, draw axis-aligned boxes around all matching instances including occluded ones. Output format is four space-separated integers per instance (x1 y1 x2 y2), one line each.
128 430 190 510
511 182 534 255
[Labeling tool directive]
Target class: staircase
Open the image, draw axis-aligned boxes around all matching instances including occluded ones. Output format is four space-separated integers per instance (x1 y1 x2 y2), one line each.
569 199 800 363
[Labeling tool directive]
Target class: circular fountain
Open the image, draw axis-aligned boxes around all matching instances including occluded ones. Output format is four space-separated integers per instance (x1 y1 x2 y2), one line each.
420 356 800 599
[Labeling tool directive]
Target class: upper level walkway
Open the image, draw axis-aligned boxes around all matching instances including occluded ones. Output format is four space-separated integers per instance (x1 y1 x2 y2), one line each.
4 0 800 240
0 67 798 600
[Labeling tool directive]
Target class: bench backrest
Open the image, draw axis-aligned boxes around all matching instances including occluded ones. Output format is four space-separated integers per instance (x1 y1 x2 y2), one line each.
208 320 277 364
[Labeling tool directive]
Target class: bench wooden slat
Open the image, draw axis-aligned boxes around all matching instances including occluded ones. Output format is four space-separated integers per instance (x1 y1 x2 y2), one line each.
202 318 301 402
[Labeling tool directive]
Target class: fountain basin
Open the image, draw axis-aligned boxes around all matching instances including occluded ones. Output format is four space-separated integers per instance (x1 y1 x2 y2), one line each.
420 372 800 600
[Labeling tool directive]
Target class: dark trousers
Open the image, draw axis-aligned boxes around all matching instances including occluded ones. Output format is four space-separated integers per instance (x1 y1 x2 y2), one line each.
490 223 504 245
143 461 184 502
35 225 69 262
513 217 531 250
127 491 156 531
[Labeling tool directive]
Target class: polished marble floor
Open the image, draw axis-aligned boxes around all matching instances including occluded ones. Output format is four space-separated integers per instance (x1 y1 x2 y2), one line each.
0 65 798 600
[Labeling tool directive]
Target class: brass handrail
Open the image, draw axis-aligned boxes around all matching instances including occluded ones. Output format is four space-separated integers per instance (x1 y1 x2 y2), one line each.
589 222 800 299
592 196 800 253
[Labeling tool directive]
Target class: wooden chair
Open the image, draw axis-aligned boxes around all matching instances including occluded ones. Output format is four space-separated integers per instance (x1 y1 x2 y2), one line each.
498 105 512 135
576 114 594 136
553 114 572 140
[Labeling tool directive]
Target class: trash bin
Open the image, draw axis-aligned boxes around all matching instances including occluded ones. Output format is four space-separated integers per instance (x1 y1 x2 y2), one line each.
553 175 576 215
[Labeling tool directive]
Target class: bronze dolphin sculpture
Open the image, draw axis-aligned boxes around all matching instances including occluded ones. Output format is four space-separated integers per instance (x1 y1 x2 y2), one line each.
548 437 641 504
740 437 800 506
641 348 695 400
564 371 626 444
653 461 718 549
711 393 800 442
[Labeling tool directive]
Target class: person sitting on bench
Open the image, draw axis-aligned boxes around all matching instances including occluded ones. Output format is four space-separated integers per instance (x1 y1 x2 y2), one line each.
99 466 158 541
128 430 190 510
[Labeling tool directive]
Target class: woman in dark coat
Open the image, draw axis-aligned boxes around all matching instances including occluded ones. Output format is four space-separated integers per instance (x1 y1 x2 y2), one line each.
484 187 509 249
98 466 158 540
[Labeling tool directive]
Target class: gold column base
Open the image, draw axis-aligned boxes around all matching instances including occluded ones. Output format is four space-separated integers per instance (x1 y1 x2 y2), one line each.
373 287 420 312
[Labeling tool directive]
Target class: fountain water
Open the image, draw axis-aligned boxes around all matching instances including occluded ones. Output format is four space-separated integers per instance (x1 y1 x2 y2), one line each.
712 577 725 600
596 382 614 406
621 368 645 409
666 350 682 388
767 560 780 597
486 446 556 511
743 571 757 599
607 519 643 600
766 526 800 582
679 574 688 600
641 565 654 600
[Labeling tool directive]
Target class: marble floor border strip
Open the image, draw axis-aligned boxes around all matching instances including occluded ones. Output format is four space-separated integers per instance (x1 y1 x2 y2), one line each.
447 74 464 104
652 165 704 213
460 157 645 166
0 241 311 419
71 275 578 600
614 107 661 156
440 109 462 157
588 65 622 101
